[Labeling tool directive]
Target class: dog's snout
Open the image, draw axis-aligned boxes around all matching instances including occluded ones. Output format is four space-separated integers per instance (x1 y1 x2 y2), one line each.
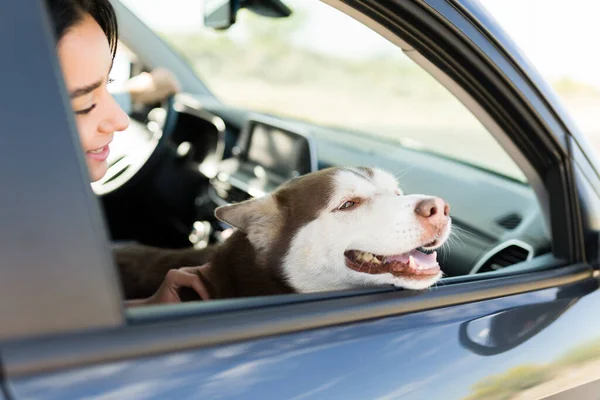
415 198 449 219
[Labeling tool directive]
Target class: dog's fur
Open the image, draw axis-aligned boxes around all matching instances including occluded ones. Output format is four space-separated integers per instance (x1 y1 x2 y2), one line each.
116 167 451 301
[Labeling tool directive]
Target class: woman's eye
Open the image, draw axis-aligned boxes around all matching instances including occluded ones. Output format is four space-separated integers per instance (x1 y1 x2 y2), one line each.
339 200 356 210
75 104 97 115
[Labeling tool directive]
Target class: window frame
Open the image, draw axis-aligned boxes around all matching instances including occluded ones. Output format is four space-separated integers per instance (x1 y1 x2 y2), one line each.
0 0 124 343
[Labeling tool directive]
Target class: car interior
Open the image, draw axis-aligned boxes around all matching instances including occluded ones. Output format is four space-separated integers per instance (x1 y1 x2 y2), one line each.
94 0 554 305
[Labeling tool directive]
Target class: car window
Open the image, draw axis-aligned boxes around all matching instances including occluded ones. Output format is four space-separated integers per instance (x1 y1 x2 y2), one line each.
121 0 526 183
109 0 553 309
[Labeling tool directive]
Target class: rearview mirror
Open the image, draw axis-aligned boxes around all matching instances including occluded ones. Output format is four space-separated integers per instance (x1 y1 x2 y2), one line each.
204 0 292 30
204 0 236 29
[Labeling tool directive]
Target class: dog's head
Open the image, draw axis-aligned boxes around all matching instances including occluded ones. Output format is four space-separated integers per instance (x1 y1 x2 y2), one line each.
215 167 451 292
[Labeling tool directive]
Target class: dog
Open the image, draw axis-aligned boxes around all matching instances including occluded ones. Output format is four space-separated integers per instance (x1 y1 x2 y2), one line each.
116 166 451 300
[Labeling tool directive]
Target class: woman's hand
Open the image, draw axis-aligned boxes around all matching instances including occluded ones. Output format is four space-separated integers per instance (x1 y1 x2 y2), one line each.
126 67 181 105
125 265 210 307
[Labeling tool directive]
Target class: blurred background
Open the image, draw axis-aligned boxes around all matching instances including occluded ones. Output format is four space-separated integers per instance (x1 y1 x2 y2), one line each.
484 0 600 147
119 0 599 179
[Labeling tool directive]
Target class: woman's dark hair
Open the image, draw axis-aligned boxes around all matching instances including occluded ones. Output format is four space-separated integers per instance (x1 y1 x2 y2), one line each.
45 0 119 59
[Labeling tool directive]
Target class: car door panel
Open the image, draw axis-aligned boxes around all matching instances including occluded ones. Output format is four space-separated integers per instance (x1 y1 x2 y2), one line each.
7 278 599 400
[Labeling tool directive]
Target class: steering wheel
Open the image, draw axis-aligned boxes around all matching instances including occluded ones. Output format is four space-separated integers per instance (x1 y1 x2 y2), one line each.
91 96 177 196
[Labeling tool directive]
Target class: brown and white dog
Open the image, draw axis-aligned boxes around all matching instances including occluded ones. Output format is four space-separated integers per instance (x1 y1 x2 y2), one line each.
116 167 451 300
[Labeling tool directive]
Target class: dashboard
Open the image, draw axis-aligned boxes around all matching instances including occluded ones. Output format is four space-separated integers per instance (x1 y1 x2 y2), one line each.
209 114 318 207
100 93 551 278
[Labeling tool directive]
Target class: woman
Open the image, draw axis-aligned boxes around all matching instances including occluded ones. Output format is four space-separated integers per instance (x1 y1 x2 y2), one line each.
46 0 209 305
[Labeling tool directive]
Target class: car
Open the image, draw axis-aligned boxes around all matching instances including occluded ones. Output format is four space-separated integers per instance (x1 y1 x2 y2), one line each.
1 0 599 399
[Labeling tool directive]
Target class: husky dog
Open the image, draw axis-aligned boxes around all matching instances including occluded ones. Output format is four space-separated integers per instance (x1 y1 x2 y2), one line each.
116 167 451 300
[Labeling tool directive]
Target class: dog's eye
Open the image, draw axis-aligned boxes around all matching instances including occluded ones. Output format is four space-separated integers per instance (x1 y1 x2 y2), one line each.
339 200 356 210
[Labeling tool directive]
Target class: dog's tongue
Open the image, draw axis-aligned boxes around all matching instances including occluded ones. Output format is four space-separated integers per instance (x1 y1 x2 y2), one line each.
410 249 438 267
386 249 438 269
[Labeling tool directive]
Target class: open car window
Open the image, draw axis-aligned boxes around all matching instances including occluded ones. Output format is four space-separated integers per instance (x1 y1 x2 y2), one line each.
114 0 550 298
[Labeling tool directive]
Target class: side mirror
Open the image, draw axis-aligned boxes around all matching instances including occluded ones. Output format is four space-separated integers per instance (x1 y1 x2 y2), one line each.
203 0 292 30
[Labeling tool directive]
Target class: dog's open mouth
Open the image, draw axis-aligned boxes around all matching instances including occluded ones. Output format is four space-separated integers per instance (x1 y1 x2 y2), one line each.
344 248 440 279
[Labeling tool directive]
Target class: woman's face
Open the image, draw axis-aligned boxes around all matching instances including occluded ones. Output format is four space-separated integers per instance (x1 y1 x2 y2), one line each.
57 13 129 182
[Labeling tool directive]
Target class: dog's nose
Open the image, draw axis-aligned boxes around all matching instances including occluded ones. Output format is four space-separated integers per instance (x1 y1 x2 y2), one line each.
415 197 450 220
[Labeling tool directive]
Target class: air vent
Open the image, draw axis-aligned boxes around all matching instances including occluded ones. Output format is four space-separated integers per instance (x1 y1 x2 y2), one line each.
470 240 533 274
496 213 523 230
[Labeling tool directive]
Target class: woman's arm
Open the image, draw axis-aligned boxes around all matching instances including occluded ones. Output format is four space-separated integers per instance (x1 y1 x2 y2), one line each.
114 244 215 306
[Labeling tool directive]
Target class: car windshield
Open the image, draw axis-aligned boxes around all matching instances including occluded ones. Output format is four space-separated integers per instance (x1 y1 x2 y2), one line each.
120 0 527 182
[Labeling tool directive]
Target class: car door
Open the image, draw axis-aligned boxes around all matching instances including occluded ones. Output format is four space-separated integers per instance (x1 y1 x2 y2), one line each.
1 1 600 400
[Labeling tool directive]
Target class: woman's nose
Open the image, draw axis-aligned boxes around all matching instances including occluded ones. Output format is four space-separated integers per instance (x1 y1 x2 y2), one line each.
99 94 130 134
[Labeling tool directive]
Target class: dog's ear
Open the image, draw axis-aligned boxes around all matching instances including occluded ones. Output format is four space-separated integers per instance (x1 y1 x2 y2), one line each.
215 195 282 251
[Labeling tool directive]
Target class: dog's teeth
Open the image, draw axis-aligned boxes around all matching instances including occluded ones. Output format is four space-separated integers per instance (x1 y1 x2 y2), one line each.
354 251 380 263
358 252 372 262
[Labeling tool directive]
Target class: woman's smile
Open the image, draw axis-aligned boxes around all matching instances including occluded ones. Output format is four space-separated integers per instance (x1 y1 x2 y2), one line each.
86 143 111 162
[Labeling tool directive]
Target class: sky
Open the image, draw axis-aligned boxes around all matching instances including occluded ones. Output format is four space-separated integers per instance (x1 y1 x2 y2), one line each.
482 0 600 87
121 0 600 89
